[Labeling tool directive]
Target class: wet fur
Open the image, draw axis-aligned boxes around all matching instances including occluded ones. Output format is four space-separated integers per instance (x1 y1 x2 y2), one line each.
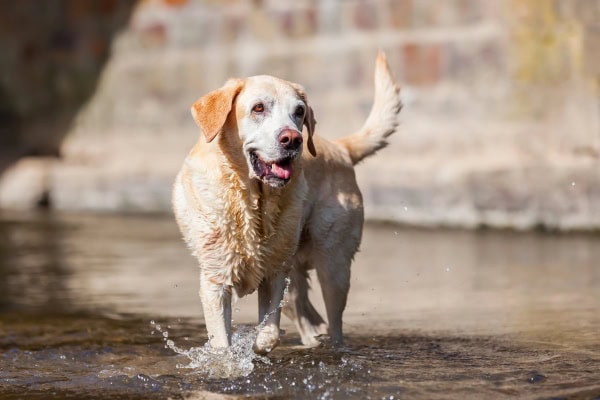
172 52 402 352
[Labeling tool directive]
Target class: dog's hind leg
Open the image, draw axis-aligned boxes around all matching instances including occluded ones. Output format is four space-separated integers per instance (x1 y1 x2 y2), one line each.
283 267 328 347
315 252 352 346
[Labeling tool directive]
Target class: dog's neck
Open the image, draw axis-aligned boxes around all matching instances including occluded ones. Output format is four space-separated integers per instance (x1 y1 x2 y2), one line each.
212 130 304 238
217 128 249 178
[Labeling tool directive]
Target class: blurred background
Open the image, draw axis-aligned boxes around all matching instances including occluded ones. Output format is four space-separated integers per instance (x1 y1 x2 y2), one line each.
0 0 599 229
1 3 599 397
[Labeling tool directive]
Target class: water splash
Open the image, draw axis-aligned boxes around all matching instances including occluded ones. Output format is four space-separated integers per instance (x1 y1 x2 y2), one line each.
168 326 270 378
151 321 268 378
258 277 291 329
152 277 291 378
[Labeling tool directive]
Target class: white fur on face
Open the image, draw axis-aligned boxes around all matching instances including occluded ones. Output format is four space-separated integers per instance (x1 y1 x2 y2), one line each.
236 76 306 163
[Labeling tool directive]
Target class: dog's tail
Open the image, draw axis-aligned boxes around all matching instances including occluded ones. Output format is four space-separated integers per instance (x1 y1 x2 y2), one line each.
336 51 402 165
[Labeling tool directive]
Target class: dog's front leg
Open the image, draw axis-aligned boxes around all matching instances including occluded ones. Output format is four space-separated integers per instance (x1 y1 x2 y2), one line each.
199 271 232 348
254 272 287 354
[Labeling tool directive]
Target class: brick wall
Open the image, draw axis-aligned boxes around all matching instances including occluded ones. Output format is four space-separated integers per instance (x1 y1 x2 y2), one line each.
1 0 599 229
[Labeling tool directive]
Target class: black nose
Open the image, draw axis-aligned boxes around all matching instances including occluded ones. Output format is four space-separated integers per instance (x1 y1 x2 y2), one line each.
278 129 303 151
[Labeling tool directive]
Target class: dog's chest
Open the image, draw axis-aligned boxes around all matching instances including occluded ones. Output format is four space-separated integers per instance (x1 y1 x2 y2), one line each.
222 184 303 294
180 170 306 296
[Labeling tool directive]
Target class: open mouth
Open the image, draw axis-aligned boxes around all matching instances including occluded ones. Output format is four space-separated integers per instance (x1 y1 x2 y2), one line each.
249 151 295 187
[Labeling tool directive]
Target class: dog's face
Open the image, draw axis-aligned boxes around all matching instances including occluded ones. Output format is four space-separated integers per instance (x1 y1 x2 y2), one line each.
191 76 316 188
236 76 309 188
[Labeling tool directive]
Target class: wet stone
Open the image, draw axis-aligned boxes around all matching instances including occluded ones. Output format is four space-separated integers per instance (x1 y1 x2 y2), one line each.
527 373 547 384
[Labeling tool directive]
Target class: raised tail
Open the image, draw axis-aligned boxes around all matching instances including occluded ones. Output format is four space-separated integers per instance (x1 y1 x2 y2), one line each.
336 51 402 165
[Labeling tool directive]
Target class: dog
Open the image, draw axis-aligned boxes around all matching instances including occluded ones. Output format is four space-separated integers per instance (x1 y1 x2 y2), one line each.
172 52 402 354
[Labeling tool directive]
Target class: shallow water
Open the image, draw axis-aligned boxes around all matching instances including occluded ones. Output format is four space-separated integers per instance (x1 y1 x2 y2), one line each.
0 212 599 399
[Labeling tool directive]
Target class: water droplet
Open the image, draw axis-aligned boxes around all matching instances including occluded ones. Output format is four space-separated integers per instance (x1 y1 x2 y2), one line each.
234 308 240 313
163 332 169 338
394 231 398 236
150 320 155 325
445 267 451 272
571 182 576 187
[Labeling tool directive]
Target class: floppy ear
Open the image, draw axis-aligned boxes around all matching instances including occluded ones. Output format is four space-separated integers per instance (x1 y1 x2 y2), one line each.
290 83 317 157
304 105 317 157
190 78 244 143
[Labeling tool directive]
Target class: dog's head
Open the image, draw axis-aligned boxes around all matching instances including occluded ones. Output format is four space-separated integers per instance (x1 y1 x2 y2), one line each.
191 76 317 188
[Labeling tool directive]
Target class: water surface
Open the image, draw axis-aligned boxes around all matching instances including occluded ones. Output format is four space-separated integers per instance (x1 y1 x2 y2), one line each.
0 213 598 399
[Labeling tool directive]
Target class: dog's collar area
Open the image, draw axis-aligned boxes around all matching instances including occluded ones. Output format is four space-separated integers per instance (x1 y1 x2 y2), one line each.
249 151 295 187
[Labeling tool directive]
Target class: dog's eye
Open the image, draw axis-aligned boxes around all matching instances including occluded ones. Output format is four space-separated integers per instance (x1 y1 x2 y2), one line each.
252 103 265 113
294 105 305 119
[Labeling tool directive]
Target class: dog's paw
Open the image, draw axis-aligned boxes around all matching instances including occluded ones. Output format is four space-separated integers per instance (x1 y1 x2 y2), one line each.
253 325 280 355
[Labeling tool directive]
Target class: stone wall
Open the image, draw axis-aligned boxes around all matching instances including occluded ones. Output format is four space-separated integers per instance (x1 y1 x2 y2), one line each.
0 0 135 169
0 0 135 207
1 0 599 230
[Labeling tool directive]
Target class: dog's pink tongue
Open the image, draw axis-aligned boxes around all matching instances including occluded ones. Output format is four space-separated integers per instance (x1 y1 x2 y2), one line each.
271 162 292 180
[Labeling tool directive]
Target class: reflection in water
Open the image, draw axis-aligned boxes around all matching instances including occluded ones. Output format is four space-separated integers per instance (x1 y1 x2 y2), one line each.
0 213 71 311
0 213 598 399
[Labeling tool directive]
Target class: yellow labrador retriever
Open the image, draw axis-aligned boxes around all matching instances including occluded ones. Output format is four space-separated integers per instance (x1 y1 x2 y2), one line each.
173 52 401 353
